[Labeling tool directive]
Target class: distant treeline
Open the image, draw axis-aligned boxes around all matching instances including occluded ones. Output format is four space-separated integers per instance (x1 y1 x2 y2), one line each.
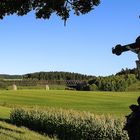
116 68 137 76
0 68 138 91
86 74 137 91
0 68 137 81
23 71 94 81
0 74 22 79
55 69 137 91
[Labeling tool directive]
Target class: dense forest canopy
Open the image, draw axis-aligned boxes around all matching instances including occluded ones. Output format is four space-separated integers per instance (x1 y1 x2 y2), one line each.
0 71 94 80
23 71 94 80
0 68 137 80
0 0 100 23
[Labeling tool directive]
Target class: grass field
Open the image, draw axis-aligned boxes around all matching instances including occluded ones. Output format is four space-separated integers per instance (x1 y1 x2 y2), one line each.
0 90 140 119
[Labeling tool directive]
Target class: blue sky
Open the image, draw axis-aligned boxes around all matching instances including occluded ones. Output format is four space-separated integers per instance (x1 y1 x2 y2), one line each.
0 0 139 76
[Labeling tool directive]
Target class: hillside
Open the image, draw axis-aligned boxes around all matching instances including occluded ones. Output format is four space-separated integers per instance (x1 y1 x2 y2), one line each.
23 71 94 81
0 74 22 80
0 72 94 81
0 68 137 81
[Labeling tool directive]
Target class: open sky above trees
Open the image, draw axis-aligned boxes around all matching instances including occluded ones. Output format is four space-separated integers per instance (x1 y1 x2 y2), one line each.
0 0 139 76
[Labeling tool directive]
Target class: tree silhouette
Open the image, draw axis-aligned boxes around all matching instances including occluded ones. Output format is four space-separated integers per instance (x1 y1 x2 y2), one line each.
0 0 100 24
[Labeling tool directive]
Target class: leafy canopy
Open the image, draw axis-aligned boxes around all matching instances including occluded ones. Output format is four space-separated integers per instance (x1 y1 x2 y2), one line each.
0 0 100 23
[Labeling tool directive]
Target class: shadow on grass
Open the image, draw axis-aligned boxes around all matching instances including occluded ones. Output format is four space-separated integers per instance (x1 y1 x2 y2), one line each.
0 118 24 134
0 118 25 140
0 118 11 123
0 125 24 134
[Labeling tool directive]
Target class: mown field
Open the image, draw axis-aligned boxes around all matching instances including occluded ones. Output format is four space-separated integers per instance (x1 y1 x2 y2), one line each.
0 90 140 119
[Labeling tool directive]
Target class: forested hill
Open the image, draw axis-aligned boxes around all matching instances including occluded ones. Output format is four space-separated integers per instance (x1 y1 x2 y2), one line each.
0 68 137 81
0 72 94 80
23 72 94 81
0 74 22 80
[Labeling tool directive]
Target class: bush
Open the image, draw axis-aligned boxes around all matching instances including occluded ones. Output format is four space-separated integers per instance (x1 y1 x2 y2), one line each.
88 74 137 91
10 108 129 140
89 84 98 91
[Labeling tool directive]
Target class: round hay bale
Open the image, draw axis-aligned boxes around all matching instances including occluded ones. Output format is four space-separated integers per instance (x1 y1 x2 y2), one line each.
12 84 17 90
46 85 49 90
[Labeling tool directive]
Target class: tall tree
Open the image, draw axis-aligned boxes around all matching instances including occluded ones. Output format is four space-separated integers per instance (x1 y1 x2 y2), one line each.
0 0 100 24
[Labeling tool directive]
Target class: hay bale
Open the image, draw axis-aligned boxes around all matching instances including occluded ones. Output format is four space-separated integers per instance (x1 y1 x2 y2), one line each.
45 85 49 90
12 84 17 90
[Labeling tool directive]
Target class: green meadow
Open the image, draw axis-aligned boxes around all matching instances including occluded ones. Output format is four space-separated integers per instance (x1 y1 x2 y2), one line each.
0 90 140 119
0 89 139 139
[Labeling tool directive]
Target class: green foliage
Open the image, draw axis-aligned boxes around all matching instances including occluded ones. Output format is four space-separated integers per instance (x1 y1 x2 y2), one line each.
88 74 137 91
23 71 93 81
10 108 129 140
116 68 137 76
89 84 98 91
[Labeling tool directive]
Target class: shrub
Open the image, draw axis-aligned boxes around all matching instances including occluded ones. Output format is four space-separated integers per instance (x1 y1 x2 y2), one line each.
10 108 129 140
88 74 137 91
89 84 98 91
